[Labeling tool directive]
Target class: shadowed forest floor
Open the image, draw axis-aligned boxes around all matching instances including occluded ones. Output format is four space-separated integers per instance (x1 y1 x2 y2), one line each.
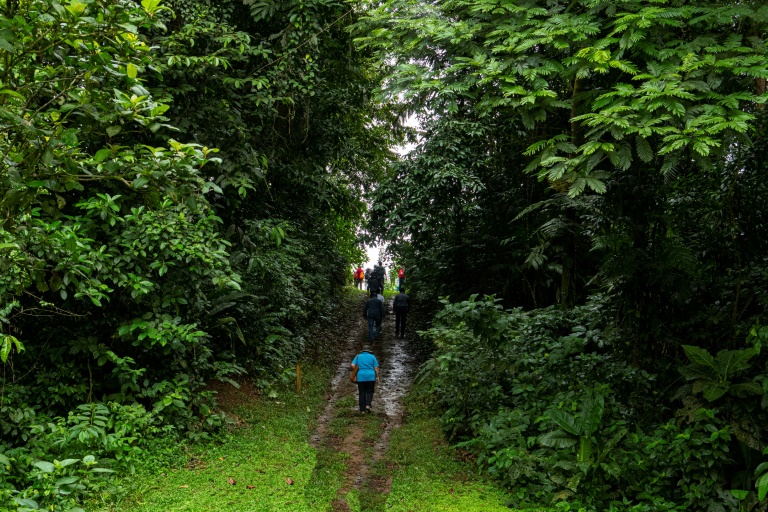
101 289 519 511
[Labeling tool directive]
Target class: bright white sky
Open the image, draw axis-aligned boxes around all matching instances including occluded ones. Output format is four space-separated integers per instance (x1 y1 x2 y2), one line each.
364 245 383 269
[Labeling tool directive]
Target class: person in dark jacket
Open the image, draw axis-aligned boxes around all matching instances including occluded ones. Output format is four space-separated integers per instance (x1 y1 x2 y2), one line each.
362 291 384 341
393 287 410 338
367 274 382 294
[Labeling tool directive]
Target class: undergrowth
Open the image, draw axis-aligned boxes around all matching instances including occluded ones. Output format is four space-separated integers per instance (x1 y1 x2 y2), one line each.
378 384 530 511
421 294 768 511
97 363 339 511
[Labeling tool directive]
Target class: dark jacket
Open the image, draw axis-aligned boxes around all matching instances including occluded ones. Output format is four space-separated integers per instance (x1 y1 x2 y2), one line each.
393 292 410 311
363 297 384 320
367 276 382 292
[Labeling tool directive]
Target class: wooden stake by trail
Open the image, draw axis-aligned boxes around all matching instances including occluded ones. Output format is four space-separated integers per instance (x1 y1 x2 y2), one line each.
296 363 301 393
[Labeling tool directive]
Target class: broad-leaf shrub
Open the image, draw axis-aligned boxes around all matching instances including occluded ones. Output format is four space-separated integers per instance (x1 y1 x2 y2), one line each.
0 3 242 507
0 402 159 510
0 453 113 512
423 295 768 509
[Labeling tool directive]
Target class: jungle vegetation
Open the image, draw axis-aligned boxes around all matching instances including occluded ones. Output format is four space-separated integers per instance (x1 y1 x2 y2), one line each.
1 0 768 510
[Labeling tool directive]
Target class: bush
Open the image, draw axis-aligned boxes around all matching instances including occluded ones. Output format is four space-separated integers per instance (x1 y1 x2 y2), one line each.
0 402 159 511
422 295 768 510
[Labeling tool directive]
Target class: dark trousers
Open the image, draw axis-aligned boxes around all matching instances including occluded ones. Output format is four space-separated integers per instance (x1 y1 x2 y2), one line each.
368 317 382 340
357 381 375 411
395 308 408 336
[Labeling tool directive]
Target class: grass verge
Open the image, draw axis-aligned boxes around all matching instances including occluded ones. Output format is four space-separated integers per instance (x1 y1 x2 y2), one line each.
376 386 548 512
98 364 344 512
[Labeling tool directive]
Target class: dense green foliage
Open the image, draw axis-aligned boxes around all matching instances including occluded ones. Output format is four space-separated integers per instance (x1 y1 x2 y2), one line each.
0 0 394 509
357 0 768 509
3 0 768 509
421 296 768 510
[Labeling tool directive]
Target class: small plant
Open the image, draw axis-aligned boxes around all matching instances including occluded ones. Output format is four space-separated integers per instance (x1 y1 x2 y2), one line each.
539 391 627 499
0 453 115 511
678 345 762 402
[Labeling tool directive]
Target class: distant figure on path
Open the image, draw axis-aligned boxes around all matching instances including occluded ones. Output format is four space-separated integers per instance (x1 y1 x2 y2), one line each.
397 267 405 292
368 261 385 293
354 265 365 289
362 290 384 341
367 272 382 295
377 290 387 322
351 344 379 413
393 287 410 338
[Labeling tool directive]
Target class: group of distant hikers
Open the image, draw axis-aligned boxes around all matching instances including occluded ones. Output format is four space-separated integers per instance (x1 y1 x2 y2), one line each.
352 262 405 294
349 262 410 413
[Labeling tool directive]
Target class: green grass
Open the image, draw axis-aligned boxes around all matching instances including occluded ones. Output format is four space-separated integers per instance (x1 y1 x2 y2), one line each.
376 389 549 512
100 364 345 512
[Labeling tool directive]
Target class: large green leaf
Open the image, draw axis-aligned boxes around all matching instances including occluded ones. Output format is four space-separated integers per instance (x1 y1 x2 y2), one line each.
729 382 763 398
539 430 578 449
757 471 768 502
577 435 593 464
547 410 580 436
682 345 715 369
713 349 755 379
680 364 717 381
33 461 55 473
701 382 729 402
579 395 604 436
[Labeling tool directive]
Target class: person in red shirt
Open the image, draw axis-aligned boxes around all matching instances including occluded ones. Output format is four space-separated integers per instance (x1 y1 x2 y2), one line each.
354 265 365 289
397 267 405 292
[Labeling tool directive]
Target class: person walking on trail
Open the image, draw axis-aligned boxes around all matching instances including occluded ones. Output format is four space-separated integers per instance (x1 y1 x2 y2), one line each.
393 286 410 338
377 290 387 322
367 272 382 295
362 290 384 341
354 265 365 290
397 267 405 292
368 261 385 293
351 344 379 413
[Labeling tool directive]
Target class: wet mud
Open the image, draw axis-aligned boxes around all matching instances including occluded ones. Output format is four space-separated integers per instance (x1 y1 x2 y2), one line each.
309 296 418 510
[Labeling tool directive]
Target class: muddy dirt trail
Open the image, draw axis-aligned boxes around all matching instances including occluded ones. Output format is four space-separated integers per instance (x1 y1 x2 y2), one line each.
309 294 418 511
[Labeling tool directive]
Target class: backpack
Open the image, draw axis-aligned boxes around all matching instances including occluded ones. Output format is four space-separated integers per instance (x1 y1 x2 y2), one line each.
393 293 409 309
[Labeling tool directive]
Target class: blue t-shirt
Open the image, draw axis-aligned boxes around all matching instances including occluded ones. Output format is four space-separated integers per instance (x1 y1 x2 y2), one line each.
352 351 379 382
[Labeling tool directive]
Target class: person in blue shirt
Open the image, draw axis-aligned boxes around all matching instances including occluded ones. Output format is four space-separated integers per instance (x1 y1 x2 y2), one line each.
351 344 380 413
